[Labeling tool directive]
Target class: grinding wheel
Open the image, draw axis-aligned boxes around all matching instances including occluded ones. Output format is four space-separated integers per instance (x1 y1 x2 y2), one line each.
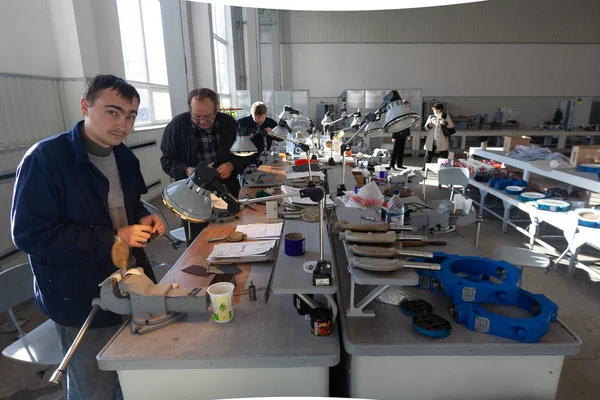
412 313 452 339
400 299 433 317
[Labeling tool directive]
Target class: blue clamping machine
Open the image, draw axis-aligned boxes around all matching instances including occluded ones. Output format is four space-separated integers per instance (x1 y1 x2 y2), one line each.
449 289 558 343
412 253 558 343
415 254 521 305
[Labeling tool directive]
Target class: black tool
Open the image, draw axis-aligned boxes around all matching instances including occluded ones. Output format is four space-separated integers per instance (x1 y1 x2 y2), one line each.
248 281 257 301
264 266 275 304
312 260 333 286
412 313 452 339
400 299 433 317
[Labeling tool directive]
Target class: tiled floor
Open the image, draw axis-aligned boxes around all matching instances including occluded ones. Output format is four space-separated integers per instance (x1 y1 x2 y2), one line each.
1 155 599 399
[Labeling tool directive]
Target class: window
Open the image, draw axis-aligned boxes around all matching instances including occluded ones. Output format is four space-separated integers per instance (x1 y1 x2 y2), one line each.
116 0 172 126
211 4 236 111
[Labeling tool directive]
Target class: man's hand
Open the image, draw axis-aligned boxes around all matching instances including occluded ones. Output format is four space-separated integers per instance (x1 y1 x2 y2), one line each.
392 138 396 143
117 225 152 248
265 127 272 133
185 166 195 177
139 214 166 240
217 162 235 180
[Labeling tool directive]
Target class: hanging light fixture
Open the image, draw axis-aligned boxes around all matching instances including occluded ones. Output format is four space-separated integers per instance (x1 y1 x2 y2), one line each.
230 127 258 157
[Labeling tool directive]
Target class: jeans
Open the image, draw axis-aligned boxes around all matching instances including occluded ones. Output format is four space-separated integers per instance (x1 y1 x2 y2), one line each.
55 323 122 400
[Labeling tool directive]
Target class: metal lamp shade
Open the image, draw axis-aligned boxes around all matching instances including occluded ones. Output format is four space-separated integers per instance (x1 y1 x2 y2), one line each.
162 179 213 223
230 134 257 157
290 114 311 132
363 119 384 137
383 101 420 133
271 125 289 140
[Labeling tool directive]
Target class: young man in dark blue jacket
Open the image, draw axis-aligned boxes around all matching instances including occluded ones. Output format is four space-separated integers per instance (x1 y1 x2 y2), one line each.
11 74 165 400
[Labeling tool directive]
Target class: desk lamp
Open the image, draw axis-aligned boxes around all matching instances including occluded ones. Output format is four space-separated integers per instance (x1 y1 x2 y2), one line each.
335 91 420 195
162 163 333 285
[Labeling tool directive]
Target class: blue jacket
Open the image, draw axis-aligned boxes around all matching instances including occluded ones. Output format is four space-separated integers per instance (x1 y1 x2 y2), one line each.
11 121 153 328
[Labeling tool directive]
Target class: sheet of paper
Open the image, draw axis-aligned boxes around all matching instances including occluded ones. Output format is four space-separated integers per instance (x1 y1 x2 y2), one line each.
208 240 277 259
236 223 283 239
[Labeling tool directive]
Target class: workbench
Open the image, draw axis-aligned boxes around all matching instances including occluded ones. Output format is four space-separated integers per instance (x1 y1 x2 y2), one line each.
97 165 340 399
327 165 581 400
467 148 600 277
410 130 600 155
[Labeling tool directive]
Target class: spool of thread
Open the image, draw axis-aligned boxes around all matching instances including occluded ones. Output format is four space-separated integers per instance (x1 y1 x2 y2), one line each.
248 281 256 301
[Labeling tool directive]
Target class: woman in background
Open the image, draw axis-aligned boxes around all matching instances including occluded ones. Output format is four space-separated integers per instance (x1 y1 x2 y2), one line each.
423 103 454 169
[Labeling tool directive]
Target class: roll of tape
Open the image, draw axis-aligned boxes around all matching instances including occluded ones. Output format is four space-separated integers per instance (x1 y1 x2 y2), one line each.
536 199 571 212
577 208 600 228
505 186 525 195
518 192 545 202
578 164 600 173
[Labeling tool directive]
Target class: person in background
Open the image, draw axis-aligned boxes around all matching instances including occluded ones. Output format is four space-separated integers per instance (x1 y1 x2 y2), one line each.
423 103 454 169
237 101 281 166
160 88 251 245
388 99 412 170
11 74 165 400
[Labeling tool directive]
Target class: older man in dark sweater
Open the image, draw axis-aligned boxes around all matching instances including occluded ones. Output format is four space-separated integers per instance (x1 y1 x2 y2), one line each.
160 88 251 245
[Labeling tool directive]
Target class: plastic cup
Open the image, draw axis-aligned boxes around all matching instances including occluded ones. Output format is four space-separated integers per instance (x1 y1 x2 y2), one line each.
207 282 235 323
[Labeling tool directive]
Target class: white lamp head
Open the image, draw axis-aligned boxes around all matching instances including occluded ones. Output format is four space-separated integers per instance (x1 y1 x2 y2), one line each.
383 101 419 133
363 119 384 137
230 128 258 156
162 179 213 223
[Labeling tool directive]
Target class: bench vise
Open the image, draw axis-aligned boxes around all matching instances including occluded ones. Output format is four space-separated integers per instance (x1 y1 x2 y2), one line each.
96 268 208 335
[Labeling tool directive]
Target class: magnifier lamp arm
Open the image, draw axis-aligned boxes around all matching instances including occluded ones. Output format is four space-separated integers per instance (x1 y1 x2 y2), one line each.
239 187 325 205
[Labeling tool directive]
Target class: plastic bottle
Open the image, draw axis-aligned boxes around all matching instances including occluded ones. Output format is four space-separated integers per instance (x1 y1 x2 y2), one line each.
286 131 295 157
386 190 405 225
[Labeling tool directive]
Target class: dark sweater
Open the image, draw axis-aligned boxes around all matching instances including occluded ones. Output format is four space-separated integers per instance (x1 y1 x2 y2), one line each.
161 112 250 197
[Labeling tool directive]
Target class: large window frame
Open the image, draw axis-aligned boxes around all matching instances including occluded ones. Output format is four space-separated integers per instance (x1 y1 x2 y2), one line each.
211 4 237 111
116 0 172 127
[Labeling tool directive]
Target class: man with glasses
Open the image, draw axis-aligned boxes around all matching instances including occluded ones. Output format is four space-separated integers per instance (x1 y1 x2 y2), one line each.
161 88 250 245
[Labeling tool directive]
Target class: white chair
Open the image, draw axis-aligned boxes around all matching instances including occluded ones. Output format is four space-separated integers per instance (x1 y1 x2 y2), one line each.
437 167 470 201
493 245 550 287
142 199 187 249
1 263 62 378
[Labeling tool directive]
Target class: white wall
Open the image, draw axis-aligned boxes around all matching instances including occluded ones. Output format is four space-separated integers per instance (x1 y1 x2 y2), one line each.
188 1 216 89
281 43 600 98
48 0 84 78
0 0 59 76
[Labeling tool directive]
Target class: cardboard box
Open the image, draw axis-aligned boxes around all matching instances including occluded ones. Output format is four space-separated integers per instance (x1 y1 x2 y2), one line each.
352 171 365 186
569 146 600 167
503 136 531 154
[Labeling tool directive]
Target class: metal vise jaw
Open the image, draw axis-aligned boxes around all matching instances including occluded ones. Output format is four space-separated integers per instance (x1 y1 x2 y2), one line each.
96 268 208 334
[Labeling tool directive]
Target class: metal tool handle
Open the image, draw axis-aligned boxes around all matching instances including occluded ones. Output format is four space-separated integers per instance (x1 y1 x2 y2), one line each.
49 305 100 385
396 250 434 258
402 262 441 270
397 234 428 241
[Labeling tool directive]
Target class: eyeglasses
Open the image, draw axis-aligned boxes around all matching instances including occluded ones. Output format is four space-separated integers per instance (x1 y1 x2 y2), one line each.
191 113 215 123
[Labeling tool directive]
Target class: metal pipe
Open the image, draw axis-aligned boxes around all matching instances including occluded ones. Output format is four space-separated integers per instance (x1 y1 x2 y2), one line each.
319 194 325 261
341 123 368 184
49 305 101 385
